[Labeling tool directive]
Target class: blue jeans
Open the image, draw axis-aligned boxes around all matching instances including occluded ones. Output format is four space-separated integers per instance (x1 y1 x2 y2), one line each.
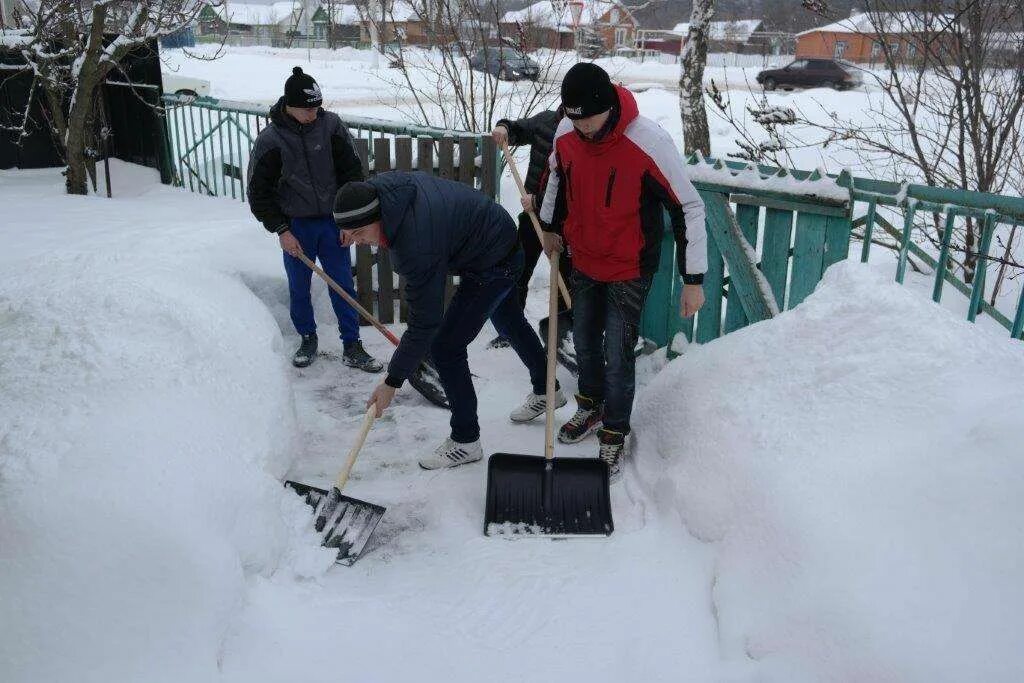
282 216 360 343
431 249 552 443
572 270 652 434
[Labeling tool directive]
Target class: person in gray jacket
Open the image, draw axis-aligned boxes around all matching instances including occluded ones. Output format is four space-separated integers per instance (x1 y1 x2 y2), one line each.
247 67 382 372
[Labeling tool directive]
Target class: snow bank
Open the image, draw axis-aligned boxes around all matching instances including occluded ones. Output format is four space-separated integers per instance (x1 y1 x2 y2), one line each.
635 261 1024 681
0 165 334 682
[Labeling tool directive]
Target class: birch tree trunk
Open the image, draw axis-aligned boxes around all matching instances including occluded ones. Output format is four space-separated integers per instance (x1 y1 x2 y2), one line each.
679 0 713 157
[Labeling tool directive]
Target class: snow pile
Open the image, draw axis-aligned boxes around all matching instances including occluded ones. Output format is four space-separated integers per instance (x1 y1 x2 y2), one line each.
0 165 333 682
635 261 1024 681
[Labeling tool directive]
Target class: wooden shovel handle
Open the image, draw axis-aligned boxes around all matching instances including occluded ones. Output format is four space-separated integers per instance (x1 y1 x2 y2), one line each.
335 406 377 491
500 140 572 309
544 250 560 461
294 251 402 347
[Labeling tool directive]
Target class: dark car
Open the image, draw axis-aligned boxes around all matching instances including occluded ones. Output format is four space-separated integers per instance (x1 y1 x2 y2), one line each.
756 58 863 91
468 47 540 81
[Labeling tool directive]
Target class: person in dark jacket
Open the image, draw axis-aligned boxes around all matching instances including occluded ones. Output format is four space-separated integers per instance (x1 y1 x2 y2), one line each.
333 172 566 469
489 109 572 349
539 63 708 479
247 67 382 372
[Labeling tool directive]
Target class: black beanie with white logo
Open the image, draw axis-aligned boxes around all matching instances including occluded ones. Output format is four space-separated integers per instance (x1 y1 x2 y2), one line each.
560 62 617 120
284 66 323 108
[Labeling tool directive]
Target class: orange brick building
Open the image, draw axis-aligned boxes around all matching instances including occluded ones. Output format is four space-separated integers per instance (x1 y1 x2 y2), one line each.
796 11 952 64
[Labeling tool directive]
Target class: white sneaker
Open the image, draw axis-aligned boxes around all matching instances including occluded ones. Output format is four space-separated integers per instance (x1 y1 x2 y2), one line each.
418 438 483 470
509 388 568 423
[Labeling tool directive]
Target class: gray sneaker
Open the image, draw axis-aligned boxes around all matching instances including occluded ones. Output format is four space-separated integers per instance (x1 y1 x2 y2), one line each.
597 427 629 482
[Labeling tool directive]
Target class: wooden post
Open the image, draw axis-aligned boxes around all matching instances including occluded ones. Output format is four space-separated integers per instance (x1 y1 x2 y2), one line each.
788 211 828 309
417 136 434 173
480 137 497 199
438 136 455 181
395 135 413 171
374 137 395 324
703 192 776 324
723 202 761 333
760 207 794 311
458 135 476 187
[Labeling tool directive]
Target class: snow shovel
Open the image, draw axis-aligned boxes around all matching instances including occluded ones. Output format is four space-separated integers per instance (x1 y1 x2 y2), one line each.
294 251 449 410
285 405 385 566
483 249 613 537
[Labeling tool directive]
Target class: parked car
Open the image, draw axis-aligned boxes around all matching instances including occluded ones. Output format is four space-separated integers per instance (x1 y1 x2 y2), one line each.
756 58 863 91
468 47 539 81
162 73 211 99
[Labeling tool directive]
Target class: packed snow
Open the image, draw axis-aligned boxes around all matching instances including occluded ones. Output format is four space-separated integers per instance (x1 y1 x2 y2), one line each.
2 157 1022 682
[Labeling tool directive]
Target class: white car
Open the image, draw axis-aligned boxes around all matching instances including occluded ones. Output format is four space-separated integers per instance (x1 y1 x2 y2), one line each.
162 73 211 99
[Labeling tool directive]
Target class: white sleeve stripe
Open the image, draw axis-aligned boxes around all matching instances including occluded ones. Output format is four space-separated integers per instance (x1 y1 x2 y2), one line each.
625 118 708 276
539 120 574 224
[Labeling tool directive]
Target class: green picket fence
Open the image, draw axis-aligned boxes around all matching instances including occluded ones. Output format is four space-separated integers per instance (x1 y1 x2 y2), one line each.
641 156 1024 350
159 93 501 201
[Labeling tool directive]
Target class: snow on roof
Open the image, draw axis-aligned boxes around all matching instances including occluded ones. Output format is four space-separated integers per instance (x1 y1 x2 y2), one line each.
322 3 363 25
988 32 1024 50
671 19 762 42
795 11 956 37
385 1 418 23
501 0 632 32
215 1 301 27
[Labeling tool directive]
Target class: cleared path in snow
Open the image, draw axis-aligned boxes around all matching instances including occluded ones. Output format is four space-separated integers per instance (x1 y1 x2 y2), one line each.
221 273 725 682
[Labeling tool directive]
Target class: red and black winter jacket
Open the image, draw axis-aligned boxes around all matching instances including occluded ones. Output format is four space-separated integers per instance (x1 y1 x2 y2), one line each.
539 86 707 284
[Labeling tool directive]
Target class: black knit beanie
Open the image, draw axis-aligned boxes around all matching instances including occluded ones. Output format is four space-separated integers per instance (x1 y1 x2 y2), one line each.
560 63 617 120
334 182 381 230
284 66 322 108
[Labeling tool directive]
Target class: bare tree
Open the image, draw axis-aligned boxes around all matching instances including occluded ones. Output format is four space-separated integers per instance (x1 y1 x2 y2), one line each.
362 0 567 133
706 1 1024 301
679 0 714 155
4 0 208 195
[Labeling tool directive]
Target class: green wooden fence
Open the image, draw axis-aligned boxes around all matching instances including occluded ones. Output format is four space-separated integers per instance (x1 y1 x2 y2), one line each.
641 156 1024 350
159 93 501 200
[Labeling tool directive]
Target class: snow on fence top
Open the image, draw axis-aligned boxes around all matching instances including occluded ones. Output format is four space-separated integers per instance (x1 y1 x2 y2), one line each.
687 155 852 205
0 29 32 48
671 19 763 42
688 155 1024 227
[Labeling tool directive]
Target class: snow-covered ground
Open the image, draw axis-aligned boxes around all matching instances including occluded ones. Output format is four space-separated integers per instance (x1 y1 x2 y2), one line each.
3 157 1024 682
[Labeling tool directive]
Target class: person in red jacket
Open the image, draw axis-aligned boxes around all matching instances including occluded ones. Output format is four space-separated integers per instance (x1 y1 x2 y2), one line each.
539 62 707 478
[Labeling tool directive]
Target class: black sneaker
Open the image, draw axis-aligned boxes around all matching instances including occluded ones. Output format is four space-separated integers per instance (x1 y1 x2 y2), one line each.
343 341 384 373
597 428 628 482
557 394 603 444
292 333 318 367
487 335 511 349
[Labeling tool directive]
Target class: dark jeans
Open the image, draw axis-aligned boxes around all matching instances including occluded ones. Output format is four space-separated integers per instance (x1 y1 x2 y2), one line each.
572 270 652 434
515 211 573 314
431 249 552 443
282 216 360 343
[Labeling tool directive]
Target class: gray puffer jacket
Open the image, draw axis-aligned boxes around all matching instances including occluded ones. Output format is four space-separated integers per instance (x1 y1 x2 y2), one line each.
246 97 363 233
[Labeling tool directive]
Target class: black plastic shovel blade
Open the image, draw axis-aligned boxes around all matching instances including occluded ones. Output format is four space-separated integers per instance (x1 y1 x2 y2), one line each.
284 481 386 566
408 359 450 410
483 453 613 537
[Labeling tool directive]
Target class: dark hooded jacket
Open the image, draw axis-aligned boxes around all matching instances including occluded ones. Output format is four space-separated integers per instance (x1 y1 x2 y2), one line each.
495 109 560 205
369 171 518 387
247 96 363 233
